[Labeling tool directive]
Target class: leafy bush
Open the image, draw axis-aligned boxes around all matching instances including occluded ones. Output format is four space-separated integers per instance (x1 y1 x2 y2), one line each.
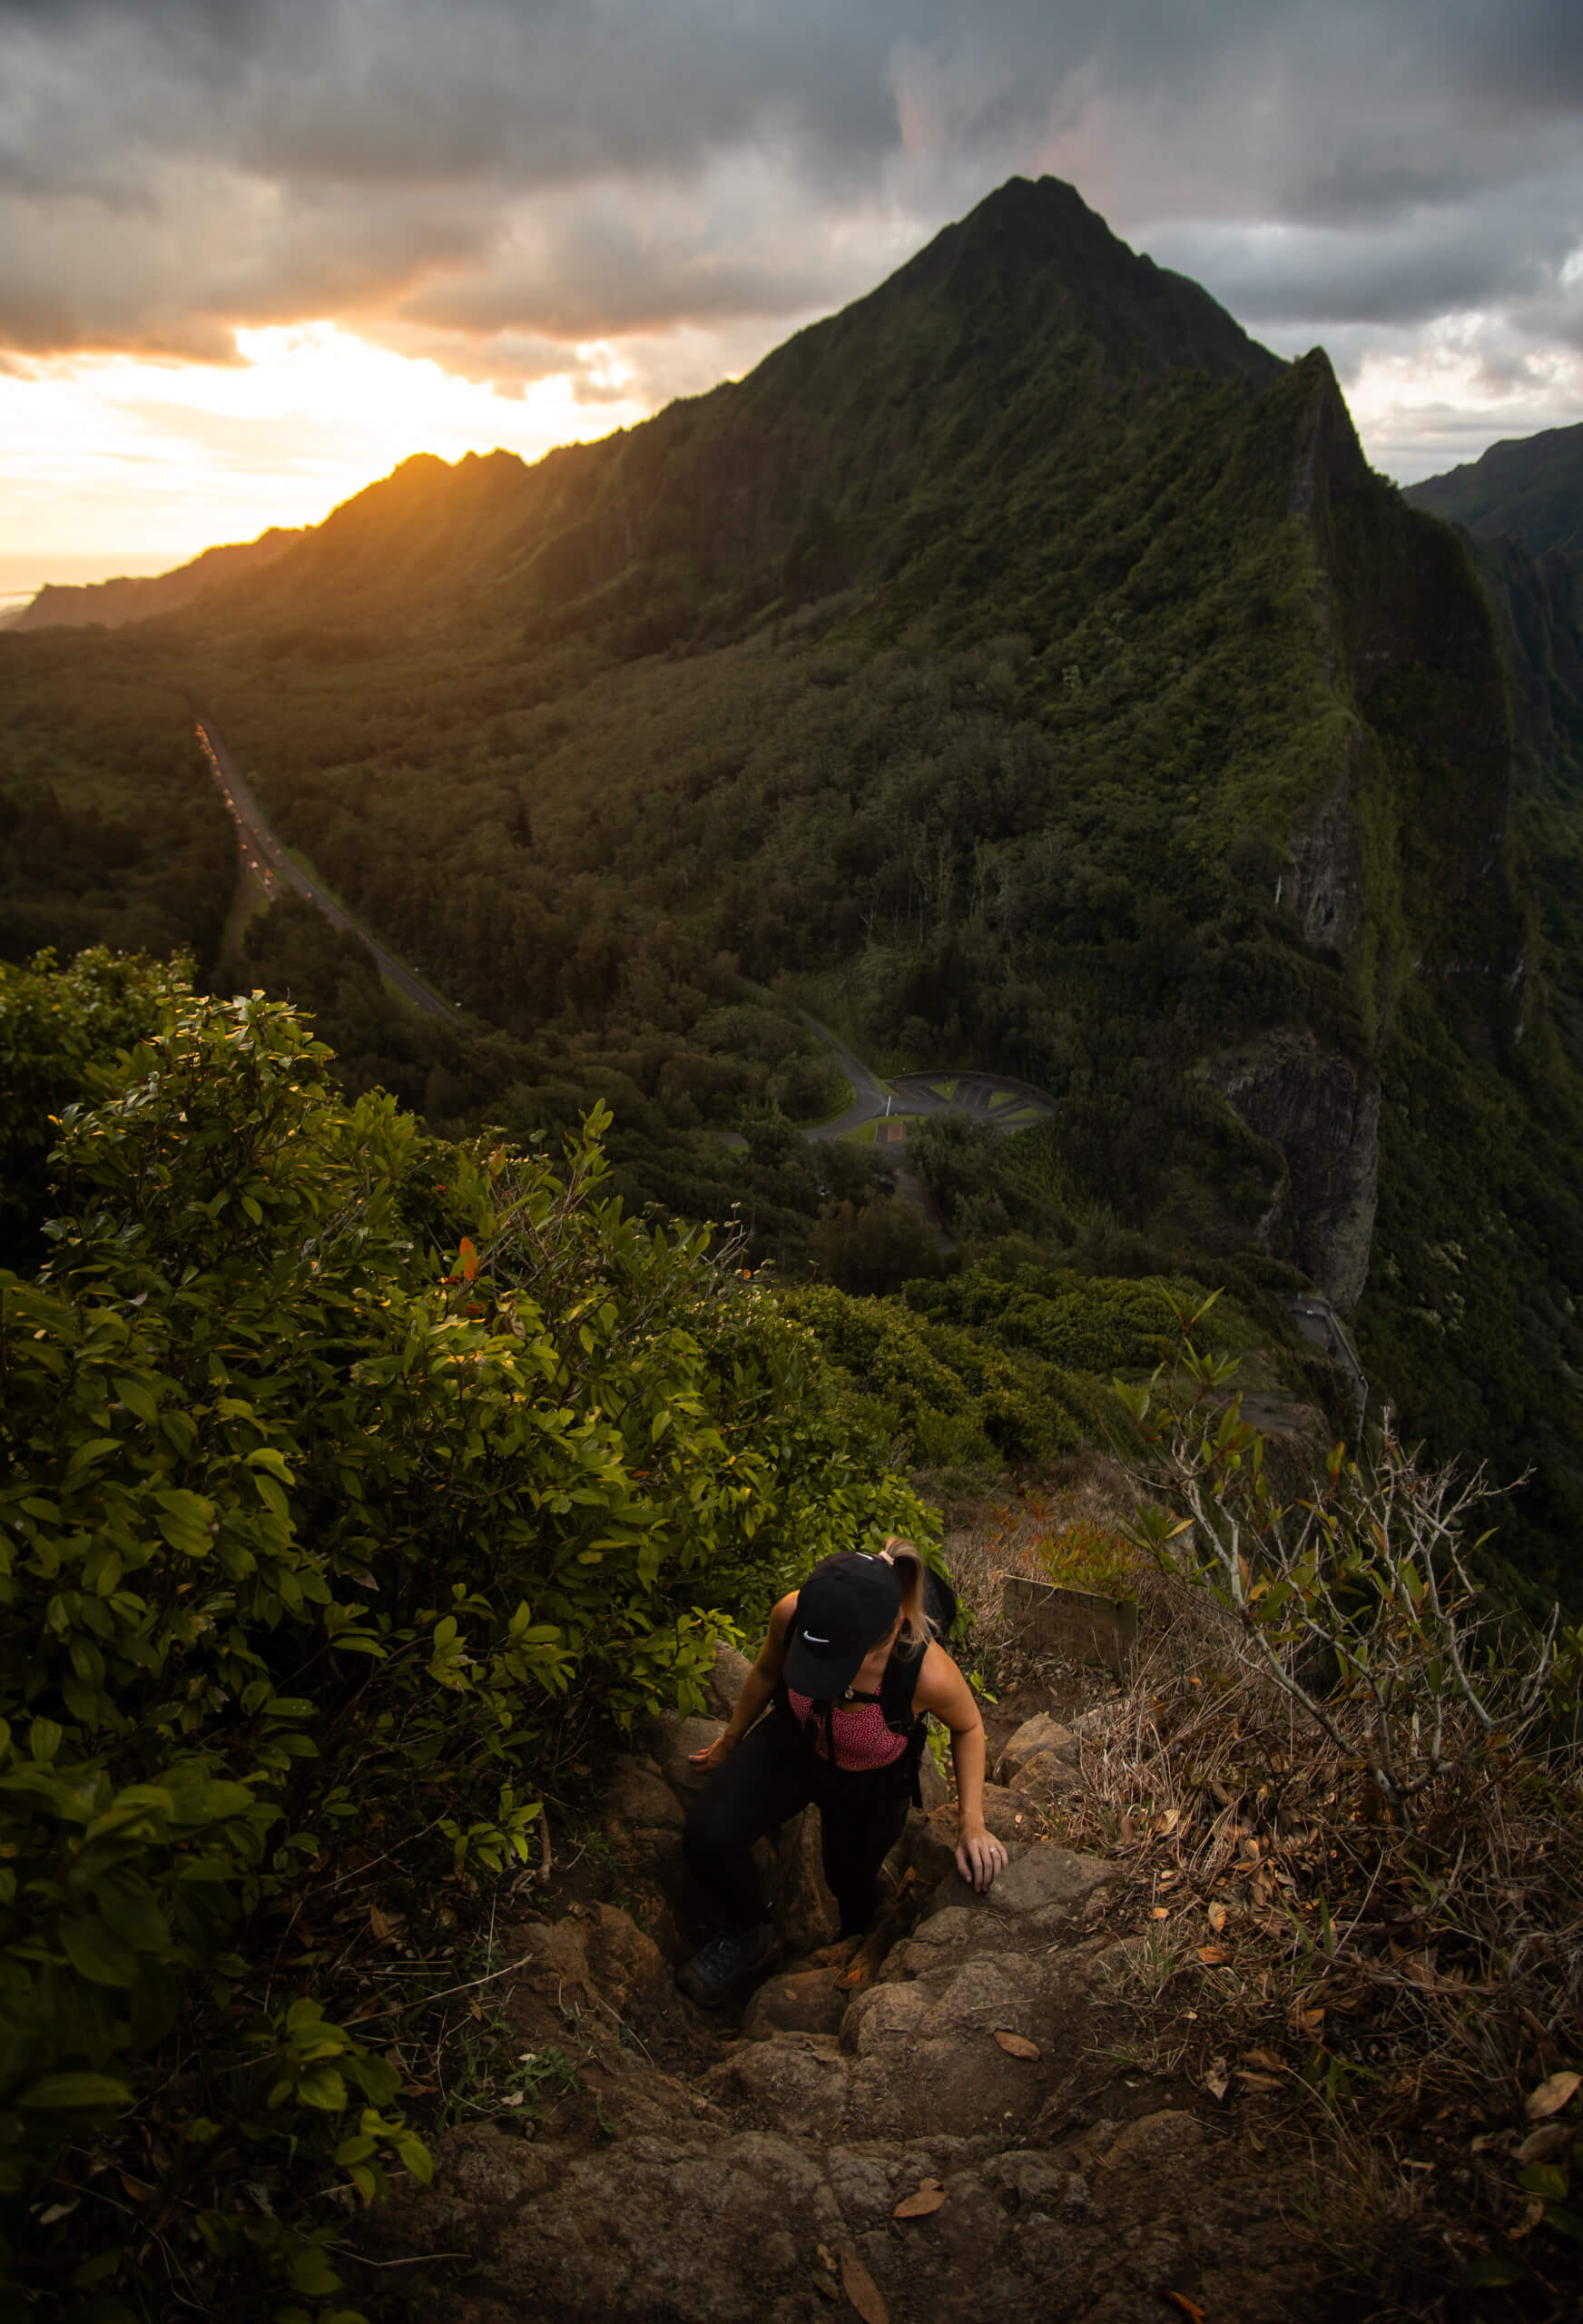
809 1187 946 1295
780 1281 1105 1472
902 1257 1253 1374
0 955 928 2318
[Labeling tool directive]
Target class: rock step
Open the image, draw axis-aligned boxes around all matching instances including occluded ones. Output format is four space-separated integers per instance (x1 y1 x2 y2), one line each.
362 1667 1330 2321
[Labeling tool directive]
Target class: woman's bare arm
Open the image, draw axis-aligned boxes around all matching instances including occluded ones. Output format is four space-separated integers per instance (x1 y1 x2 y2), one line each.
915 1645 1008 1893
688 1594 797 1768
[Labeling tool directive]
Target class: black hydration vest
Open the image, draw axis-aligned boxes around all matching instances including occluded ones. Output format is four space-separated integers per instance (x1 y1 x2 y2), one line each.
777 1565 959 1807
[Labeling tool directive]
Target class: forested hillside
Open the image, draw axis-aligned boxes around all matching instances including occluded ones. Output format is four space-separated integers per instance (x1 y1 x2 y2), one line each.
4 173 1583 1600
1404 420 1583 556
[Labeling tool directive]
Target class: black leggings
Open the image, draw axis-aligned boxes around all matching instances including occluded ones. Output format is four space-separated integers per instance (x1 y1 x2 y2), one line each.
683 1709 911 1938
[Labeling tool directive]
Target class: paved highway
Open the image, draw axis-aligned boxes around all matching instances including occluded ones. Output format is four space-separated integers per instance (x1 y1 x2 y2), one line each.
798 1013 896 1138
197 719 462 1025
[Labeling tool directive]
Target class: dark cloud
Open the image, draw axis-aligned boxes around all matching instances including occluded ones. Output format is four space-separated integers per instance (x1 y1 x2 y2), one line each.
1152 185 1579 329
0 0 1578 472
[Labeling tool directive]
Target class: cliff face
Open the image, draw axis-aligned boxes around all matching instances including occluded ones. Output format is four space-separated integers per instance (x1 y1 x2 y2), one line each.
1215 357 1527 1307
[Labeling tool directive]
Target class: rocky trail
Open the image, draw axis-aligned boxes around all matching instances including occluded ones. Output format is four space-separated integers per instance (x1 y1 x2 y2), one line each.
358 1649 1341 2324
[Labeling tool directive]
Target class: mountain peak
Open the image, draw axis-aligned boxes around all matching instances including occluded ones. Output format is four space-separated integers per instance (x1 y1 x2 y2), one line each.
864 172 1282 389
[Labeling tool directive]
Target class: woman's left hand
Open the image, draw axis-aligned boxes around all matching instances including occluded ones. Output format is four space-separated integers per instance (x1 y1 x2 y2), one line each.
955 1822 1008 1893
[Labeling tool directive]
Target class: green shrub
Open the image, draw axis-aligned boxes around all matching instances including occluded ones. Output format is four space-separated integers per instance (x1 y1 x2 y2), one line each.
781 1281 1093 1470
0 956 929 2317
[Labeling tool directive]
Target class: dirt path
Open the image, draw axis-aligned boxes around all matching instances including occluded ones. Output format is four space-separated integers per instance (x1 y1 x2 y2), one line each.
353 1653 1336 2324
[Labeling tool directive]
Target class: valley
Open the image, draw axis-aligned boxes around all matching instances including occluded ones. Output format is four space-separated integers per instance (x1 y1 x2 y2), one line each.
5 176 1583 1598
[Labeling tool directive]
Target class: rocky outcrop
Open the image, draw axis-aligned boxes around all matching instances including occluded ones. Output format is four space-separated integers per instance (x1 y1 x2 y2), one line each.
1219 1029 1379 1310
361 1667 1331 2324
368 1824 1322 2324
1287 748 1364 961
1258 353 1528 1311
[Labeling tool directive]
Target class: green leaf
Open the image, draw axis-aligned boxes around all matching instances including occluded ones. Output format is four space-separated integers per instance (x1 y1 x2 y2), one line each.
64 1437 122 1481
113 1374 160 1424
152 1487 215 1557
1464 2254 1529 2288
60 1914 142 1987
395 2133 433 2184
246 1446 295 1483
295 2066 349 2112
16 2071 133 2112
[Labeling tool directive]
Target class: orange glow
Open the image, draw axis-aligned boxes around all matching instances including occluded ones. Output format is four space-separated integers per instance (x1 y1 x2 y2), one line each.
0 321 650 576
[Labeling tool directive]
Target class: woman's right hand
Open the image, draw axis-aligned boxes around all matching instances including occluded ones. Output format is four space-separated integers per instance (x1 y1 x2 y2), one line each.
688 1732 735 1770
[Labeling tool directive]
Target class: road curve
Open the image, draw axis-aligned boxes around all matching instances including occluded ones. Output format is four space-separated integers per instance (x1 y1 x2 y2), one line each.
797 1012 893 1139
197 718 463 1025
798 1014 1055 1145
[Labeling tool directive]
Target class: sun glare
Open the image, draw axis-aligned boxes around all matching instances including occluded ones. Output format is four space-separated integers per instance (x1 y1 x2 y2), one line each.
0 323 650 579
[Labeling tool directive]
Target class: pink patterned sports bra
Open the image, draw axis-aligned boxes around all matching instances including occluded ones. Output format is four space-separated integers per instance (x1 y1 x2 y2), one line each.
786 1687 909 1772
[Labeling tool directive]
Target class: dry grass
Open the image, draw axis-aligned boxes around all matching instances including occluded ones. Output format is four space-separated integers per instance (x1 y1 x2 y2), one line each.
1037 1561 1583 2319
943 1448 1138 1686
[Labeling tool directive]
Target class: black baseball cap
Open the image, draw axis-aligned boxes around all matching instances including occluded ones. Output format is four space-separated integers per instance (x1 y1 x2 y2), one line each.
783 1552 901 1699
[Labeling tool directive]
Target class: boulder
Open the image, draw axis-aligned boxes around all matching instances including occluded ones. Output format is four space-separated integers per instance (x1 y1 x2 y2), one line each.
917 1738 950 1814
703 1639 754 1718
698 2029 852 2138
605 1752 686 1832
762 1803 843 1953
1097 2108 1211 2170
841 1977 930 2055
463 2127 833 2324
823 2142 901 2226
919 1840 1113 1925
1008 1747 1079 1799
581 1903 674 2018
845 2032 1052 2142
649 1712 726 1795
997 1711 1079 1783
741 1965 850 2042
908 1784 1047 1886
981 2148 1089 2211
919 1955 1043 2043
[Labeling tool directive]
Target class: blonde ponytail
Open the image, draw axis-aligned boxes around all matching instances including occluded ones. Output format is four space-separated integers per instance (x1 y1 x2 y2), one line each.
883 1536 936 1654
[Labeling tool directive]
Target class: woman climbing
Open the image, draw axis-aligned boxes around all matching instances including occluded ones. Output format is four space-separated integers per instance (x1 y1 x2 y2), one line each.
676 1538 1007 2006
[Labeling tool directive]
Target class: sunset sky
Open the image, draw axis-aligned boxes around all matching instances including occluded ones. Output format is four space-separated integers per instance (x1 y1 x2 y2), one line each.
3 0 1581 594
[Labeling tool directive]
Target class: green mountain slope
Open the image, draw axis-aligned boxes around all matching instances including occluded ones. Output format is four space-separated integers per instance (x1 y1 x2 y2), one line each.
5 172 1582 1599
12 527 303 632
1403 420 1583 556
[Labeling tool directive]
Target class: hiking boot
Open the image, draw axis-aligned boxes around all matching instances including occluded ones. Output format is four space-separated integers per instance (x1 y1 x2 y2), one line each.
675 1920 776 2006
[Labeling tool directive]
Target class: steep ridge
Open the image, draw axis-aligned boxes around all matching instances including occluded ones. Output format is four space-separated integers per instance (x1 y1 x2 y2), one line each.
182 178 1282 642
163 192 1526 1310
